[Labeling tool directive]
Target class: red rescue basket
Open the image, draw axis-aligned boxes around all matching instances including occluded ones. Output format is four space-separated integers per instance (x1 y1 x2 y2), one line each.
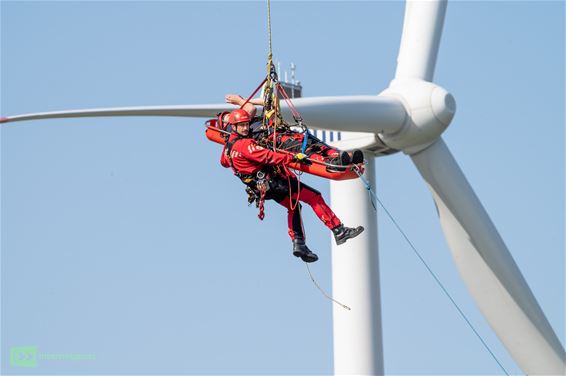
205 118 364 181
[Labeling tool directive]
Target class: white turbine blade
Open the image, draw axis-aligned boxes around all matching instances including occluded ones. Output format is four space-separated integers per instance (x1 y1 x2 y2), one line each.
395 0 447 82
279 95 406 134
0 104 235 124
411 138 566 375
1 96 407 135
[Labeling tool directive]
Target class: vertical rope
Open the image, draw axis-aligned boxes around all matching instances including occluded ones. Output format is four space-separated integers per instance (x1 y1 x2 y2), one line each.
267 0 273 61
264 0 278 152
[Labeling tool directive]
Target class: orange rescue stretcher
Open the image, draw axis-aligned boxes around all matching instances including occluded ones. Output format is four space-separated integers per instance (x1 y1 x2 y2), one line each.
205 118 364 181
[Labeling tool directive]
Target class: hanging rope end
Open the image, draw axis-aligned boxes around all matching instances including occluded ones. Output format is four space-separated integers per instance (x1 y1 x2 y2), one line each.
304 263 351 311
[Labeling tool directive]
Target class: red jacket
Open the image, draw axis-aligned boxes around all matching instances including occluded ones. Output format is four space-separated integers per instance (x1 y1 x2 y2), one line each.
220 133 292 175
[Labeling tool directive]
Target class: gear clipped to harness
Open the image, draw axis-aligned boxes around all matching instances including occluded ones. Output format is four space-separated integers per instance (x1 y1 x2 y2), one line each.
262 61 284 146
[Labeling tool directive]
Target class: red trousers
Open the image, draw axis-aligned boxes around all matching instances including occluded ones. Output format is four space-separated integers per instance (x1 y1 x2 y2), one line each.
269 177 341 240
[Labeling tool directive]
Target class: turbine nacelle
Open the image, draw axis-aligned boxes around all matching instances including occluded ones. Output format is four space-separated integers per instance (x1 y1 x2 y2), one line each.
380 79 456 154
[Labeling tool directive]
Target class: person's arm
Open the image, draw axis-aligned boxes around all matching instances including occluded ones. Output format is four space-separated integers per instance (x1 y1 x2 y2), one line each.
220 146 231 168
240 139 293 166
225 94 263 118
247 98 264 106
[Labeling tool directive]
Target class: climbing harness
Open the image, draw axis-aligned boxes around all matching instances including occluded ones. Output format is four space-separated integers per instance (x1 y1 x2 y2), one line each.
352 167 510 375
224 134 270 220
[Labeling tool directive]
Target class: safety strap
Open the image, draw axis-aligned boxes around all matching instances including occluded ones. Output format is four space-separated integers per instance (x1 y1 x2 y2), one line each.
300 130 309 154
240 78 267 110
274 81 309 153
225 136 252 181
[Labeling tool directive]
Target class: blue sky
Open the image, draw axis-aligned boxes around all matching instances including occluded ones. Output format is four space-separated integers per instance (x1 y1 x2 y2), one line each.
1 1 564 375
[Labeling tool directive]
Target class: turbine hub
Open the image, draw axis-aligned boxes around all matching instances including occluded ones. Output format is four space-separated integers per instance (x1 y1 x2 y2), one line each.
378 79 456 154
431 85 456 126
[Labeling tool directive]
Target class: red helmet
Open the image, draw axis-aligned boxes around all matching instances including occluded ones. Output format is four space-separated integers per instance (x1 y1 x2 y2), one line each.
228 109 251 124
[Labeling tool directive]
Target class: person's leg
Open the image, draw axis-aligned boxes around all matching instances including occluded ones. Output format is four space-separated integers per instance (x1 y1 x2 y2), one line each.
278 134 303 152
289 180 341 230
275 198 318 263
279 132 360 169
289 179 365 245
276 198 304 241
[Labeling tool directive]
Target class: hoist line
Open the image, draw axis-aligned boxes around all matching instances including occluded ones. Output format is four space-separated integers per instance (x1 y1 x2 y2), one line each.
266 0 273 63
353 168 510 375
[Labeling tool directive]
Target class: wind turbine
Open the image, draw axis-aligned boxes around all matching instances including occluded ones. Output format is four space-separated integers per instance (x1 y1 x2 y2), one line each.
1 1 564 375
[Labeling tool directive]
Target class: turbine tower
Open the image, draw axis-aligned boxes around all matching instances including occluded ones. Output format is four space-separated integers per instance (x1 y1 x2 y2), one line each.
1 1 564 374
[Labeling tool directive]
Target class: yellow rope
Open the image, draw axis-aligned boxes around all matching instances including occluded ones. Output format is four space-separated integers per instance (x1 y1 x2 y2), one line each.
264 0 281 150
267 0 273 62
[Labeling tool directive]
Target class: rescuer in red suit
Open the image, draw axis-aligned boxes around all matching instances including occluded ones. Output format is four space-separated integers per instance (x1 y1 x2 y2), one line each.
220 103 364 263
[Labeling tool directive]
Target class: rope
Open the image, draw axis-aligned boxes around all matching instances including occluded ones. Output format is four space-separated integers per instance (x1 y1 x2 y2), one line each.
267 0 273 62
263 5 351 316
264 0 280 152
274 82 309 157
305 263 350 311
276 82 302 122
352 167 510 375
257 187 266 220
286 171 302 211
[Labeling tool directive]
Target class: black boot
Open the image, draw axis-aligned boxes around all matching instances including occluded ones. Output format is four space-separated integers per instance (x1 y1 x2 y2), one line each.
327 151 351 172
351 149 364 164
339 150 351 165
332 224 365 245
292 239 319 263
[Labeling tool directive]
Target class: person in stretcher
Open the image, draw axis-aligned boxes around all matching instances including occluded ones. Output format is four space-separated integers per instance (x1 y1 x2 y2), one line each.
222 94 364 171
